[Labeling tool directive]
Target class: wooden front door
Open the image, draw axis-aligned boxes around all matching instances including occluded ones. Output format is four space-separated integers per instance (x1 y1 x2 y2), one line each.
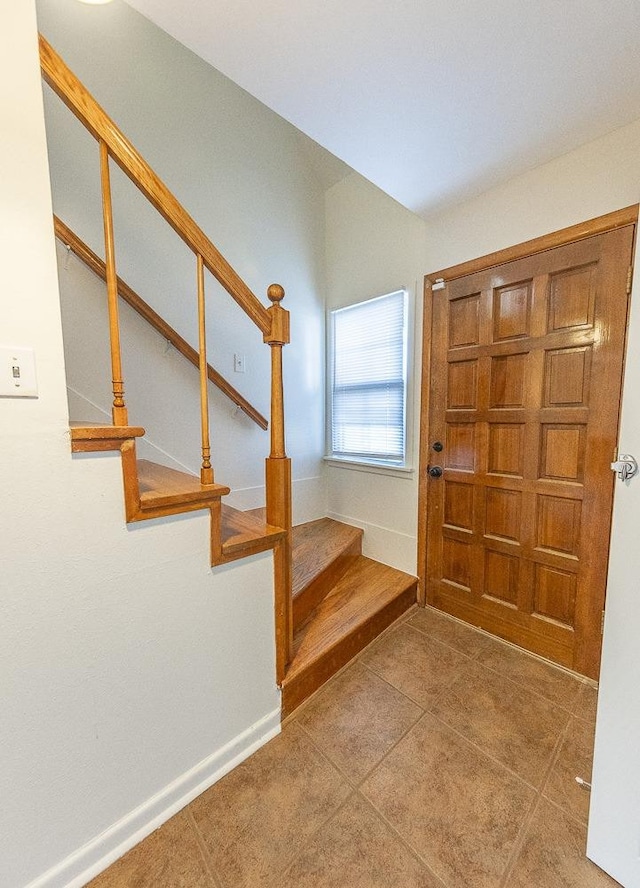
423 219 636 678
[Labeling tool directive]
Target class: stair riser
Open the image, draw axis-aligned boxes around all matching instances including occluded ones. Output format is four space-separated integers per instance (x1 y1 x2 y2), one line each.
282 582 417 717
293 537 362 629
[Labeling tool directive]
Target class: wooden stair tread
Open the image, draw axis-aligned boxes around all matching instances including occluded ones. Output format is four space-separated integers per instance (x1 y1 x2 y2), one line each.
220 504 286 555
70 422 145 438
292 518 363 599
285 556 417 684
70 422 145 452
244 507 267 522
137 459 230 509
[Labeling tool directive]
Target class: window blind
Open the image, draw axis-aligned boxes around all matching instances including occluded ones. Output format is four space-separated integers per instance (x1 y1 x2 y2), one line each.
330 290 407 464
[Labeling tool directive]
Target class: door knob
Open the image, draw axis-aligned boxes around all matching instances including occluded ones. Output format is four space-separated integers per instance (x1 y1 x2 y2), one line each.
428 465 443 478
432 441 443 452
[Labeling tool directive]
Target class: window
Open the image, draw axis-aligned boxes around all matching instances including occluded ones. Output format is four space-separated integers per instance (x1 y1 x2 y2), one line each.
328 289 408 467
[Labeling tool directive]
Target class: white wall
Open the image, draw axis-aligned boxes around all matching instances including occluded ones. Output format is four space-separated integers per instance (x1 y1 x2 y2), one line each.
423 117 640 269
324 173 428 573
36 0 329 523
1 5 281 887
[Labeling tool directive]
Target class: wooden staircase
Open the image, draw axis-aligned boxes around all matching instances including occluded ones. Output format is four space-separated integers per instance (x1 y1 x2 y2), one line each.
48 38 415 721
279 517 417 716
70 424 285 564
70 427 416 713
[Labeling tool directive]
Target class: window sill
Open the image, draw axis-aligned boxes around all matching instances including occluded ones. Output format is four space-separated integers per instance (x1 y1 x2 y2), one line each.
323 456 415 479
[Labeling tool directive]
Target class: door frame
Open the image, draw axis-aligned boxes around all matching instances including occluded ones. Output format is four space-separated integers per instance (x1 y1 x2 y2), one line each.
417 204 639 614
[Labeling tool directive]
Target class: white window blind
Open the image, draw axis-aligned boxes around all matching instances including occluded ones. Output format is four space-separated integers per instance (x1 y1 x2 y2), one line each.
330 290 407 464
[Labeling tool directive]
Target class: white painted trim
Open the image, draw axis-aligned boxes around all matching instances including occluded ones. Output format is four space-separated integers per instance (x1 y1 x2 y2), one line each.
66 386 195 475
24 707 281 888
323 456 415 479
327 510 417 575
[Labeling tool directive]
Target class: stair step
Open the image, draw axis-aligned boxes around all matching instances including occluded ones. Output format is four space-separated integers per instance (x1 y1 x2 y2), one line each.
244 507 267 522
70 422 145 453
281 555 417 716
220 505 286 559
292 518 363 628
137 459 230 511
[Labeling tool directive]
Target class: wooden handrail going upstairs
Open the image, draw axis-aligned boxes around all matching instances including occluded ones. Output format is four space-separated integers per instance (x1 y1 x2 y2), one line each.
41 35 294 680
39 35 270 334
54 217 268 430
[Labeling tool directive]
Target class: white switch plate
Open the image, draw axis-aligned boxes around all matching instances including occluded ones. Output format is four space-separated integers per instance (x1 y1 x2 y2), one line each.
0 346 38 398
233 353 246 373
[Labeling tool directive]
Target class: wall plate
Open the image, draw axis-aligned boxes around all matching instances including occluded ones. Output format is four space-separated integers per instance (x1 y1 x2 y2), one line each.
0 346 38 398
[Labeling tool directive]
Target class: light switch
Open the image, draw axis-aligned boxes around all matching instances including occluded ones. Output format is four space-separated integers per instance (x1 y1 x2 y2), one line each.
0 346 38 398
234 353 246 373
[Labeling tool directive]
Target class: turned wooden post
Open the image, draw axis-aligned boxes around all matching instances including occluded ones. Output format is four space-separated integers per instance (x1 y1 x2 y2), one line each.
197 254 214 485
264 284 293 681
99 140 127 425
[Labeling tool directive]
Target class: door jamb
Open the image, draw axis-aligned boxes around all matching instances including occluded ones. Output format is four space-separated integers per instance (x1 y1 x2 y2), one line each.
417 204 639 606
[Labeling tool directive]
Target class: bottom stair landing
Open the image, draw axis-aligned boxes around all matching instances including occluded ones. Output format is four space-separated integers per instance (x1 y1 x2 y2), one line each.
281 519 417 717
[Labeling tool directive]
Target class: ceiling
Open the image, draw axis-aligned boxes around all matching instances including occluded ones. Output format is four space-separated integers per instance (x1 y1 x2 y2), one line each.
126 0 640 220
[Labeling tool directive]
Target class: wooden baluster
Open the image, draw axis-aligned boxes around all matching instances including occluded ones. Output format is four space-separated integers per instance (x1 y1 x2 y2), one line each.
99 140 127 425
197 254 214 485
264 284 293 681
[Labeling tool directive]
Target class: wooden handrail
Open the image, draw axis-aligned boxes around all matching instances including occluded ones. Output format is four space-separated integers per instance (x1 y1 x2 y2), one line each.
40 34 271 337
54 216 269 430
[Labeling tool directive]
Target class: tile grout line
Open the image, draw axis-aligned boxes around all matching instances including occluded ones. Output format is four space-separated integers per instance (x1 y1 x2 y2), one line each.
259 725 360 888
359 656 457 711
537 714 573 800
295 697 426 793
536 713 598 829
498 712 574 887
293 717 362 789
358 651 563 795
406 611 588 714
184 723 356 888
460 653 584 713
424 708 543 793
403 620 482 661
353 789 450 888
407 614 491 659
539 785 595 830
416 606 598 684
498 788 545 888
266 791 359 888
184 807 225 888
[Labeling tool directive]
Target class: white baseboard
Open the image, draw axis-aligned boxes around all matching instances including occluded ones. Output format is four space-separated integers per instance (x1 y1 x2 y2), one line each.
225 476 326 525
24 707 281 888
327 511 417 575
66 387 195 475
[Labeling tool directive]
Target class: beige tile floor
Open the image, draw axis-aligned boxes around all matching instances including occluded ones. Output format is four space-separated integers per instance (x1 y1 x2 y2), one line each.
89 606 620 888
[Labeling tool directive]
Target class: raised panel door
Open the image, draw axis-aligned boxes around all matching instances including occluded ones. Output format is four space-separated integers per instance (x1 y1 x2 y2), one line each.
424 224 634 677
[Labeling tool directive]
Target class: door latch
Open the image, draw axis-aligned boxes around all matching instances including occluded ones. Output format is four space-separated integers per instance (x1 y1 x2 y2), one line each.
611 453 638 482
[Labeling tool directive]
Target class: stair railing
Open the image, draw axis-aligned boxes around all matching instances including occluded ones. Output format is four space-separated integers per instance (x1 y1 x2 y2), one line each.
40 35 293 676
53 217 269 430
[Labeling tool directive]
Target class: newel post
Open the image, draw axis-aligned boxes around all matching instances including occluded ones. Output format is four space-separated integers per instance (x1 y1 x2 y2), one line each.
264 284 293 682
